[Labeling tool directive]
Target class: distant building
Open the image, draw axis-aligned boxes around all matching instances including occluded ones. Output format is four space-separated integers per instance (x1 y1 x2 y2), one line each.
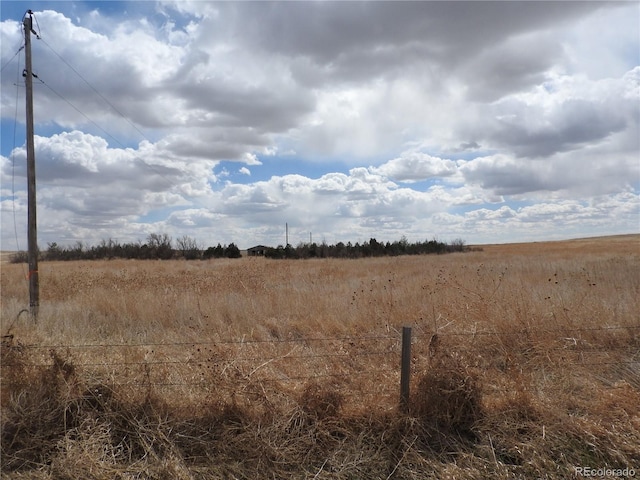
247 245 269 256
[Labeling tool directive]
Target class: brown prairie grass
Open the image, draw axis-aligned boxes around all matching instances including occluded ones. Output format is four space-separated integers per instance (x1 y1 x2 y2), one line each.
1 235 639 478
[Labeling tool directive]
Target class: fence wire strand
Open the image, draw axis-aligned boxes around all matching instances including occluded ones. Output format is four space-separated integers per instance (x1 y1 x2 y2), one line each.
2 326 637 397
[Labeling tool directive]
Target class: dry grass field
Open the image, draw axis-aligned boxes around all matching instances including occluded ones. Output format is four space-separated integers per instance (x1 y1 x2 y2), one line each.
1 235 639 478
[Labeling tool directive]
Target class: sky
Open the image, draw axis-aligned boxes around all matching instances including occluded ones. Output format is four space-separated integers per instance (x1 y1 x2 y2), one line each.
1 1 639 250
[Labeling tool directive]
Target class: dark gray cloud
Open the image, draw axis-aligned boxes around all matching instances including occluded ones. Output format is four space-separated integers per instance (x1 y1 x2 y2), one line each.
460 147 640 197
460 33 563 102
498 105 625 158
207 1 607 86
460 156 554 195
472 83 634 158
175 80 314 132
223 2 601 62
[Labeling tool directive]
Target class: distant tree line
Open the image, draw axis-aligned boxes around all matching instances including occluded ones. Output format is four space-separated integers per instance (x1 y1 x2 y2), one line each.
11 234 240 263
10 234 468 263
264 237 466 259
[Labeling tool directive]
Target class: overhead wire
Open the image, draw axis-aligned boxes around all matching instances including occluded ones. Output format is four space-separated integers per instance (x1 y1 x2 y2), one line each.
33 23 145 148
5 11 197 247
37 36 150 144
34 76 129 150
34 35 182 189
37 32 159 144
0 44 24 74
8 44 28 281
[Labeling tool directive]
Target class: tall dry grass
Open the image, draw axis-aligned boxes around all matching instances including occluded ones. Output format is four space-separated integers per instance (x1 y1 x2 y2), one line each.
1 235 639 478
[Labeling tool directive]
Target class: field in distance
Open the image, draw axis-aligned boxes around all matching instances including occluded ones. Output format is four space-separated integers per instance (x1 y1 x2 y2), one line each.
476 233 640 255
1 234 638 478
0 251 17 264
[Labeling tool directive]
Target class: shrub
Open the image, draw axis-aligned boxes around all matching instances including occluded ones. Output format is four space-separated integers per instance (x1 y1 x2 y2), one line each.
225 243 241 259
411 353 482 437
9 251 28 263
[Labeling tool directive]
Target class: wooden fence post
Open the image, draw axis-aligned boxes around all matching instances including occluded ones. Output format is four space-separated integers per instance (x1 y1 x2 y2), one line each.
400 326 412 413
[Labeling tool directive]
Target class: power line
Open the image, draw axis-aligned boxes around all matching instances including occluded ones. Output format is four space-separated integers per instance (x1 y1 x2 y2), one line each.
10 46 24 263
37 37 149 144
0 44 24 74
4 11 225 250
4 21 200 232
34 76 128 149
28 74 182 197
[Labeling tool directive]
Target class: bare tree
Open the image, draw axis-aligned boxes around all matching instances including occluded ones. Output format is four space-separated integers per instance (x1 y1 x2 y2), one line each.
176 235 201 260
146 233 173 259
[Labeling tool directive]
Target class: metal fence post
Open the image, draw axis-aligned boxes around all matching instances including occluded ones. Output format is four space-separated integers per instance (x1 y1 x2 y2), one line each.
400 326 412 413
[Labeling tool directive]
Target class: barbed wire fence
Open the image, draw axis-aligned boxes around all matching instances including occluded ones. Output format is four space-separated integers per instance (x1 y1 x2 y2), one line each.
2 324 639 412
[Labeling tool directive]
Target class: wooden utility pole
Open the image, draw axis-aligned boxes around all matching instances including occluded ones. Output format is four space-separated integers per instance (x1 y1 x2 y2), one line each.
24 11 39 320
